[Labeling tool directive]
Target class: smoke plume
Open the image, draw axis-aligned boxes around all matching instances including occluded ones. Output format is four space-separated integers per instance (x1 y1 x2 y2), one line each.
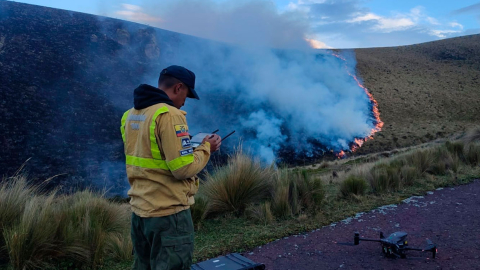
109 0 380 163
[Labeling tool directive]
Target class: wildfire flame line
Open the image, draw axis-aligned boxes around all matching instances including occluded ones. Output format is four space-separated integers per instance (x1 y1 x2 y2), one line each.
331 52 384 158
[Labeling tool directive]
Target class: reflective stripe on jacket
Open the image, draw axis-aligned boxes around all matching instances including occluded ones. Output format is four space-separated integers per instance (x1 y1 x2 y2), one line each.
121 103 211 217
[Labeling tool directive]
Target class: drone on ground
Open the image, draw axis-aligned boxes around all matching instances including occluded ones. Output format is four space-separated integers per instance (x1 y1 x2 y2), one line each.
337 231 437 259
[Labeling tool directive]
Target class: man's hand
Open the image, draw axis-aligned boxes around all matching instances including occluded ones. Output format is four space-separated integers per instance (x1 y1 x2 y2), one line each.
202 134 221 152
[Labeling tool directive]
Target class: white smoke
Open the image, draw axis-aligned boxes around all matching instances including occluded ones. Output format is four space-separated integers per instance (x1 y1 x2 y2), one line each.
110 0 377 163
113 0 319 49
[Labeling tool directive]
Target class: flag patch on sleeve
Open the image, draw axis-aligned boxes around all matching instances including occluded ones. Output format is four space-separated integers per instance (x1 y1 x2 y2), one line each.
174 125 189 137
179 148 193 156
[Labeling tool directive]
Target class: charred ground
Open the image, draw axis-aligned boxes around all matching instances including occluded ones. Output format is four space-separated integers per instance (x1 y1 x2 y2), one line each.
1 2 479 191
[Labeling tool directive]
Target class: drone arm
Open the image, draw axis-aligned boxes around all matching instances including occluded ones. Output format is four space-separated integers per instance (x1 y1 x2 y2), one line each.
358 238 383 243
403 246 437 258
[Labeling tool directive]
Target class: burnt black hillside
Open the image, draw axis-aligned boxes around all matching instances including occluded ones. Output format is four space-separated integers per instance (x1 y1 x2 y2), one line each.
0 2 185 193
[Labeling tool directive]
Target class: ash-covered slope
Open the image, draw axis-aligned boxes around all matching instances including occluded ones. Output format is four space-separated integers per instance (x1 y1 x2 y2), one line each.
0 2 175 192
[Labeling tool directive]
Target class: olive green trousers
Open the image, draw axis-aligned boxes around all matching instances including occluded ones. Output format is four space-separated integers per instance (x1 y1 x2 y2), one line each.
131 209 194 270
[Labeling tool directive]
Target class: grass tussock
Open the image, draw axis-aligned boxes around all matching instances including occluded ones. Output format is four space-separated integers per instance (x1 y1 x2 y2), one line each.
463 126 480 145
190 196 208 229
0 175 132 270
201 149 273 216
339 175 368 197
271 169 325 219
246 202 274 225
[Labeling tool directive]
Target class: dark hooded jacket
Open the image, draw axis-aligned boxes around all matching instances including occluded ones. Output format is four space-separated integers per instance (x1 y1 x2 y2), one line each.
133 84 174 110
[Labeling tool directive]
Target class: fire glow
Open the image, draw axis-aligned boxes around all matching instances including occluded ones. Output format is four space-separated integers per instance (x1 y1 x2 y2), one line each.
330 51 384 158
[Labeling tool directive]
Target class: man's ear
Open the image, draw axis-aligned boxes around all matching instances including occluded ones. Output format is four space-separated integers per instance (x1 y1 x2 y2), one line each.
173 83 182 94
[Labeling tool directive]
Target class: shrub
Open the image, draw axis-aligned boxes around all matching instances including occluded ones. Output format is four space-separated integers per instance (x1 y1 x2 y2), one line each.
400 166 419 186
246 202 274 225
202 150 273 216
464 143 480 166
404 149 433 174
271 182 292 219
463 126 480 145
3 194 77 270
368 166 390 193
58 190 129 269
107 233 133 262
190 195 208 229
0 175 40 263
445 141 465 160
270 170 324 219
428 147 454 175
339 175 368 197
367 162 403 193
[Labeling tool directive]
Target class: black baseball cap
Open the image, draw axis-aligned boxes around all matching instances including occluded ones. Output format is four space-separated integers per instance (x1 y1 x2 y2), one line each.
161 65 199 100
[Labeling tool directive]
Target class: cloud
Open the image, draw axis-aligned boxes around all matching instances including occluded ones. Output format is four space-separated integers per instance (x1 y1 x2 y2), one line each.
115 4 162 22
430 29 463 38
347 11 417 33
426 17 440 25
288 0 475 47
449 22 464 29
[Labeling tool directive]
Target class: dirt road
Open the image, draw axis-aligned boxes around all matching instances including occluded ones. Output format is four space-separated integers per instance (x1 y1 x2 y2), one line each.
246 180 480 270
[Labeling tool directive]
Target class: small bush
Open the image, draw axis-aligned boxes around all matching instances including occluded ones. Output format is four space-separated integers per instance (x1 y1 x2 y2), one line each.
190 196 208 229
445 141 465 160
58 190 129 269
202 150 273 216
3 194 69 270
107 233 133 262
368 167 390 193
404 149 433 174
0 175 40 262
270 170 324 219
246 202 274 225
271 183 292 219
464 143 480 166
428 147 454 175
339 175 368 197
463 126 480 144
400 166 419 186
0 176 131 270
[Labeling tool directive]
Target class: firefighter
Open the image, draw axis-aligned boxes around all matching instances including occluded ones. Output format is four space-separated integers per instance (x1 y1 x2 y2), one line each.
121 65 221 270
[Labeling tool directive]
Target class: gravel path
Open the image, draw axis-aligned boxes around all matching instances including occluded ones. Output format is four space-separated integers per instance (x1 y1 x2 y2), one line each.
246 180 480 270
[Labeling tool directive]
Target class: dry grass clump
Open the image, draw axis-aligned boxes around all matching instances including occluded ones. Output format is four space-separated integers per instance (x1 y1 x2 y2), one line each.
202 150 273 216
200 149 324 223
0 175 40 263
464 143 480 166
367 163 402 193
404 149 433 174
339 175 368 198
246 202 274 225
57 190 131 268
0 175 132 270
462 126 480 145
400 166 420 186
190 195 208 229
271 170 325 219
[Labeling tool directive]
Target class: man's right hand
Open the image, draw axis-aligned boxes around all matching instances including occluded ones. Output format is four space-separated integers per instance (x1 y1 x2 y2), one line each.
202 134 221 152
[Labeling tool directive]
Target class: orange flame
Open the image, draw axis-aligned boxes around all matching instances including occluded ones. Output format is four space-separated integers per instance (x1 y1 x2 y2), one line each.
331 51 384 157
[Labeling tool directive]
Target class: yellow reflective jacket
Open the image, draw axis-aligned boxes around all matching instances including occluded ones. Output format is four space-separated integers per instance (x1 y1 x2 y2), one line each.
121 102 210 217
